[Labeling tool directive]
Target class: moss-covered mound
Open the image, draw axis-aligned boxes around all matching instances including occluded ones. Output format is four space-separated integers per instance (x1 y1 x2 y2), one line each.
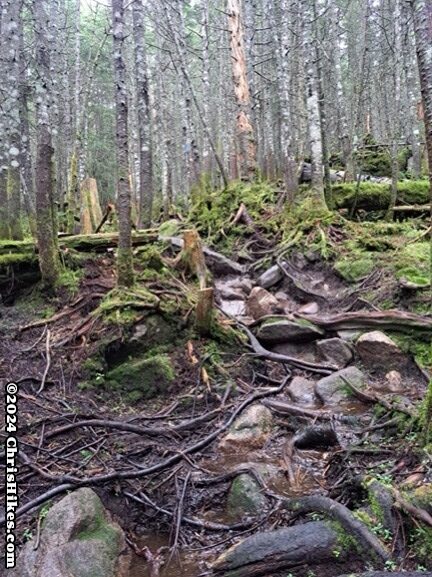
333 180 430 212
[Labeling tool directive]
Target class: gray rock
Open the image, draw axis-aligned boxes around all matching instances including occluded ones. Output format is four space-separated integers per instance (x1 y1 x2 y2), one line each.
294 426 339 450
227 474 267 517
356 331 406 370
338 329 362 342
220 404 273 450
298 301 319 315
247 287 282 320
212 521 338 574
316 337 353 368
315 366 367 404
288 376 317 405
256 264 283 289
14 488 131 577
256 319 324 344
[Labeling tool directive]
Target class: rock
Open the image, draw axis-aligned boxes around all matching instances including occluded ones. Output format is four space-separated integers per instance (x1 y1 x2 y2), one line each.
356 331 406 370
256 318 324 344
383 370 404 393
218 285 245 301
298 301 319 315
212 521 338 576
246 287 281 320
256 264 283 289
408 483 432 514
315 366 367 404
294 426 339 450
227 474 267 517
14 488 131 577
220 404 273 450
338 329 362 342
288 376 317 405
316 338 353 369
272 342 319 365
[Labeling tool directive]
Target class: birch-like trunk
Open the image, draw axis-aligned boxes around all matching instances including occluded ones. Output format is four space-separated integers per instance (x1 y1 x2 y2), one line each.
411 0 432 205
227 0 256 181
34 0 60 290
112 0 134 287
132 0 153 228
304 3 326 206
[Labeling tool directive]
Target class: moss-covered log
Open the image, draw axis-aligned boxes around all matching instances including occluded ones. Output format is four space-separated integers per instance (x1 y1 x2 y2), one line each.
333 180 430 211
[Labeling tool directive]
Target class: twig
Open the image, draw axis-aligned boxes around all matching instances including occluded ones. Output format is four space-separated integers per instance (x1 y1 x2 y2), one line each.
36 329 51 395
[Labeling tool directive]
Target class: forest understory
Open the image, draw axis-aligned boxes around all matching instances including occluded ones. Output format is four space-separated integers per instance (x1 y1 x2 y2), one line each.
1 182 432 577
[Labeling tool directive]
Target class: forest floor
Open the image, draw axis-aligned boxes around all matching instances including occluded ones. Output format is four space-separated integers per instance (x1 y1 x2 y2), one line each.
1 182 432 577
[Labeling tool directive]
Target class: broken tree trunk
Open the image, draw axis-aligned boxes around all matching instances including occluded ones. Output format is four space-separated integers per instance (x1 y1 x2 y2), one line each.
80 178 103 234
196 287 214 336
180 229 209 289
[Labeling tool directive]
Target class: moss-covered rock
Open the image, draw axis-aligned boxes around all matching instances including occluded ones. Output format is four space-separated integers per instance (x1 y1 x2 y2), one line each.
227 474 268 518
106 353 175 400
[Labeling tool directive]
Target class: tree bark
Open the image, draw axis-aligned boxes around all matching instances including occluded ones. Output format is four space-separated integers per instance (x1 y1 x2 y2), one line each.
112 0 134 287
411 0 432 214
132 0 153 229
227 0 257 181
34 0 60 290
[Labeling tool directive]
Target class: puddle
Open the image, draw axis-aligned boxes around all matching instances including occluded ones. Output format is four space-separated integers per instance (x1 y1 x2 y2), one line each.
129 535 202 577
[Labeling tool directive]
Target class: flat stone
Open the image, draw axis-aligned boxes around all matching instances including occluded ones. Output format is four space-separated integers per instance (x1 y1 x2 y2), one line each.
256 319 324 344
256 264 283 289
220 404 273 450
315 366 367 404
298 302 319 315
316 338 353 369
288 376 317 405
247 287 282 320
356 331 406 370
338 330 362 342
14 488 131 577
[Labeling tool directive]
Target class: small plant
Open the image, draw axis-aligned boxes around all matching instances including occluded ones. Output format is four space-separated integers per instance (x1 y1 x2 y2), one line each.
384 560 397 571
23 528 33 542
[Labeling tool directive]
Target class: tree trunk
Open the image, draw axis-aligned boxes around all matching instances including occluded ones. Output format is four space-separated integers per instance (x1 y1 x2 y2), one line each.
411 0 432 209
304 1 326 207
112 0 134 287
34 0 60 290
132 0 153 229
227 0 257 181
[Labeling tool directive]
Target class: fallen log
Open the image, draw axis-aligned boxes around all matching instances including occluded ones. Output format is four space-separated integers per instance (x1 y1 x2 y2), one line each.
393 204 431 212
295 310 432 333
212 521 339 577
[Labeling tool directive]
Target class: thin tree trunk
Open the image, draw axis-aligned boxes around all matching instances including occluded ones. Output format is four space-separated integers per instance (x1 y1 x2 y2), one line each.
112 0 134 287
132 0 153 228
34 0 60 290
411 0 432 201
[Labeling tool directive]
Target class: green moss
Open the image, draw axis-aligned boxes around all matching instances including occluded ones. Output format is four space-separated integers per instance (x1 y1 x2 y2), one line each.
334 253 375 282
328 520 362 554
57 268 83 295
96 287 159 327
106 354 175 399
333 180 430 211
393 242 430 286
135 245 165 271
410 526 432 562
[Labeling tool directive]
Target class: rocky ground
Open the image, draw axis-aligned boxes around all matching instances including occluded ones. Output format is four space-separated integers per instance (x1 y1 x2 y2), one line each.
1 189 432 577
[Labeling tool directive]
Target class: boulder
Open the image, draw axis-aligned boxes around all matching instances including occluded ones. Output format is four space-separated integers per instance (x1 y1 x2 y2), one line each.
288 376 317 405
246 287 282 320
256 318 324 344
256 264 283 289
315 366 367 404
227 474 267 518
212 521 338 576
220 404 273 450
338 329 362 342
14 488 131 577
356 331 406 370
316 338 353 369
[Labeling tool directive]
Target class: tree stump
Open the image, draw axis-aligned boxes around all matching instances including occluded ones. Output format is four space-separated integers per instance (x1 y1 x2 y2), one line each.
181 229 208 290
80 178 103 234
196 287 214 336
